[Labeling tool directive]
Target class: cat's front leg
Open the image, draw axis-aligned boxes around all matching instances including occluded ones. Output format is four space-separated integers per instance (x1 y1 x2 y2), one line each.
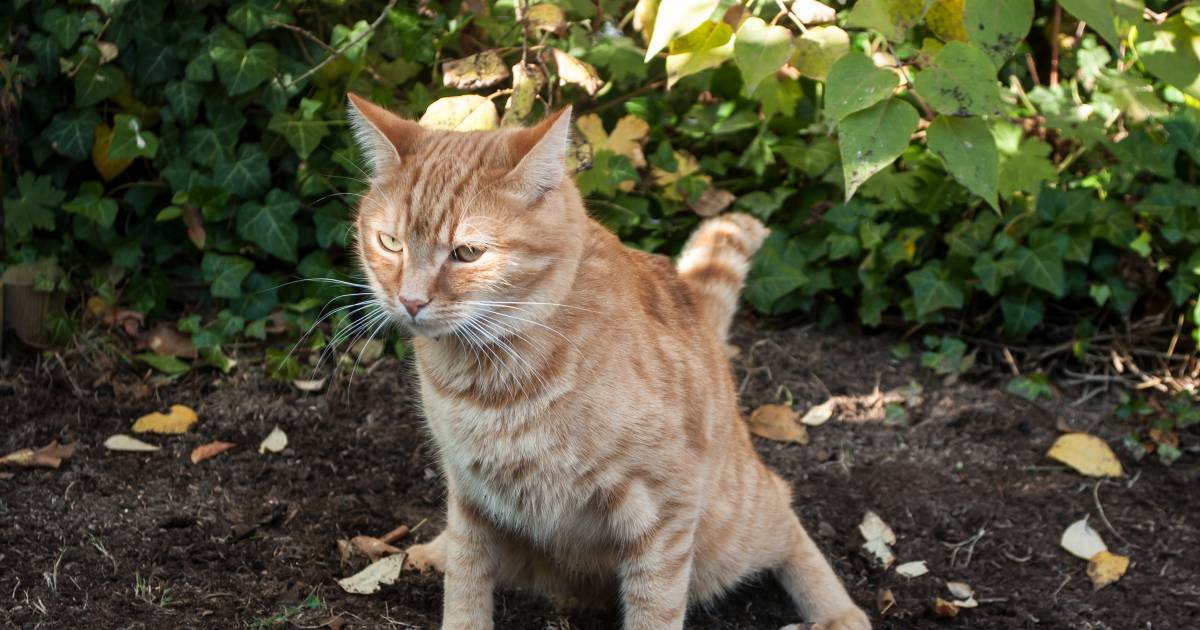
618 518 697 630
441 496 500 630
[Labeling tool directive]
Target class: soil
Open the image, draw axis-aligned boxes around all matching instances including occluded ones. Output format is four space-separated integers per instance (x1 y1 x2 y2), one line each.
2 321 1198 630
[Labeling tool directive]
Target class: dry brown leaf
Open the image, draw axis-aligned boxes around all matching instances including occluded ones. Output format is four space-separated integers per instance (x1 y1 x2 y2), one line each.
877 588 897 615
144 324 197 359
933 598 960 618
525 3 566 34
689 188 735 217
551 48 604 95
190 441 236 464
350 535 403 562
863 537 896 568
1048 432 1123 477
379 524 411 544
132 404 198 434
859 510 896 544
0 441 76 469
1087 550 1130 590
103 434 160 452
182 204 206 249
259 426 288 454
442 50 510 90
96 41 119 64
748 404 808 444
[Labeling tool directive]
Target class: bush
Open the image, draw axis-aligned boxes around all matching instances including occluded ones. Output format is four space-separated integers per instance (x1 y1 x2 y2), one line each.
2 0 1198 370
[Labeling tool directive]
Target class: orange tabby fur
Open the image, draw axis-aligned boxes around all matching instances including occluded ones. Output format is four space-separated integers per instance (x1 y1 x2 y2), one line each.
346 93 869 630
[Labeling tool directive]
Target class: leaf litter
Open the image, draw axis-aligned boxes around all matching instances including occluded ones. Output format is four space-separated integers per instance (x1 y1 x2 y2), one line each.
190 441 236 464
131 404 198 434
1047 432 1124 477
0 440 76 469
259 426 288 454
1060 515 1130 590
859 510 897 568
748 404 809 444
103 434 160 452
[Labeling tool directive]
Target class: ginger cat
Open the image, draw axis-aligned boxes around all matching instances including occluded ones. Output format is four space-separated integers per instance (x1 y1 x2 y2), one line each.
346 93 869 630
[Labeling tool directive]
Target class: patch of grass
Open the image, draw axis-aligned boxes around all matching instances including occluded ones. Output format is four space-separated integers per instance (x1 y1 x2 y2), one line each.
245 593 326 628
132 572 176 609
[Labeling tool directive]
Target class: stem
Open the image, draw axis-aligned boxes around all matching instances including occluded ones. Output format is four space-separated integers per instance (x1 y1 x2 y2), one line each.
1049 4 1061 88
774 0 808 32
283 0 399 90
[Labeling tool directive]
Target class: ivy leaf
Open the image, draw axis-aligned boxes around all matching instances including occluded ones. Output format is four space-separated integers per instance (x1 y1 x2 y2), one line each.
745 232 808 313
1134 17 1200 99
999 138 1056 199
202 253 254 298
136 32 179 84
42 7 82 49
1001 294 1044 337
971 252 1018 295
734 17 793 96
847 0 926 42
64 181 118 228
236 189 299 262
913 41 1002 116
791 25 850 81
107 114 159 160
666 21 735 87
43 109 100 161
838 98 921 201
331 20 373 66
228 0 288 38
210 29 278 96
1014 243 1066 297
824 53 899 122
587 37 647 83
75 64 124 107
1162 108 1200 164
164 80 202 123
906 261 966 317
965 0 1033 68
214 144 270 197
644 0 721 60
92 124 133 181
184 127 229 167
232 272 279 320
925 115 998 210
4 173 65 243
268 112 329 159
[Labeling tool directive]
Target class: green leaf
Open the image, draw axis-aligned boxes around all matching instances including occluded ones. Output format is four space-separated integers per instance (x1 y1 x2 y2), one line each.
214 144 270 197
64 181 118 227
4 173 65 243
107 114 159 160
202 253 254 298
43 109 100 161
665 21 734 87
137 352 191 375
847 0 925 42
745 232 807 312
42 7 82 49
824 53 900 122
1007 373 1052 400
1014 243 1066 297
998 138 1056 199
971 252 1018 295
1134 17 1200 99
838 98 921 201
1163 108 1200 164
164 80 202 123
236 189 299 261
791 25 850 81
644 0 722 60
913 41 1001 116
588 37 648 83
331 19 373 66
1059 0 1143 48
183 127 229 168
210 30 278 95
925 115 998 210
228 0 287 37
734 17 793 96
75 64 124 107
268 112 330 159
136 32 179 84
1001 294 1043 337
964 0 1033 68
232 272 279 320
906 261 966 316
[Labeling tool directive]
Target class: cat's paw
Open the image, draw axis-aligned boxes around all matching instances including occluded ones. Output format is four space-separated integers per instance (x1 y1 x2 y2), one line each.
403 540 446 573
809 607 871 630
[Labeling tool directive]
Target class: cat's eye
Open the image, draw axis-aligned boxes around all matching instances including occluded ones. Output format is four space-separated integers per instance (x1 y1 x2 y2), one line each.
451 245 485 263
378 232 403 252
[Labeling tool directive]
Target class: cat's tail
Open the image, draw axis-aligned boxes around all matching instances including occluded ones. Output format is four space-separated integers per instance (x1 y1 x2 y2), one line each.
676 213 769 345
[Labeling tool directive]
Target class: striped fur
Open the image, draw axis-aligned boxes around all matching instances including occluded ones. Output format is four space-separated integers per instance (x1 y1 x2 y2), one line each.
346 93 869 630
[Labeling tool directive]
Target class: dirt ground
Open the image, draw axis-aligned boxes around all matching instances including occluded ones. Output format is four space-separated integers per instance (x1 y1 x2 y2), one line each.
2 321 1198 629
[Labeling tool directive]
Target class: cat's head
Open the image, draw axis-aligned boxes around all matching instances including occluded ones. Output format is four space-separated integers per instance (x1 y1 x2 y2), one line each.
345 93 580 340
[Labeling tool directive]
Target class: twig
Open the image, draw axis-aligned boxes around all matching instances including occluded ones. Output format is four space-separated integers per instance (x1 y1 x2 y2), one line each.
53 353 84 398
1093 481 1131 547
1049 4 1061 87
1051 576 1071 600
774 0 808 33
942 527 987 568
284 0 399 90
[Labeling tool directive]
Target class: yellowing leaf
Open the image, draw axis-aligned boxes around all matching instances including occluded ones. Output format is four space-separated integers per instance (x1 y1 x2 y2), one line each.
926 0 967 42
336 554 406 595
132 404 198 434
1087 550 1130 590
1047 433 1123 477
525 3 566 34
633 0 659 45
103 434 161 452
442 51 510 91
259 426 288 454
551 48 604 95
652 150 708 201
92 124 133 181
748 404 809 444
503 63 546 124
190 441 236 464
644 0 721 60
666 21 735 88
792 25 851 81
575 114 650 167
1060 516 1108 560
419 95 498 131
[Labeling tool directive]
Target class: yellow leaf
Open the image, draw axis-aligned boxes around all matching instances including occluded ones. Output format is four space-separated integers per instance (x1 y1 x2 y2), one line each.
575 114 650 167
651 150 709 201
644 0 721 60
551 48 604 95
747 404 809 444
419 95 498 131
926 0 967 42
1086 550 1130 590
665 21 735 88
442 51 511 90
92 124 133 181
633 0 659 45
132 404 198 434
525 3 566 34
1047 433 1123 477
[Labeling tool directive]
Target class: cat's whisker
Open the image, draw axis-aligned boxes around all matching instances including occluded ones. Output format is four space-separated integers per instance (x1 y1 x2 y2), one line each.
471 314 550 394
284 296 379 366
465 300 599 314
346 311 394 397
271 276 373 291
312 303 386 378
470 306 579 352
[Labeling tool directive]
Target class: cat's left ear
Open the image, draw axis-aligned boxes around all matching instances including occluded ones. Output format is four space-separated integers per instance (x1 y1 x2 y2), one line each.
507 107 572 201
346 92 424 176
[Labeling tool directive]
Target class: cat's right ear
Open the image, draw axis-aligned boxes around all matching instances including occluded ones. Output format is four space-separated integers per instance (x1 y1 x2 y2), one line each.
346 93 423 176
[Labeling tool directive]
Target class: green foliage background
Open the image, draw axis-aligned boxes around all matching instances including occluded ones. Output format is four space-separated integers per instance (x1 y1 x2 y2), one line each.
2 0 1199 372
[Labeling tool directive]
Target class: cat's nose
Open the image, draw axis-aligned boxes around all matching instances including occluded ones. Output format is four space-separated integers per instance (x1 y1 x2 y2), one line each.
400 296 430 317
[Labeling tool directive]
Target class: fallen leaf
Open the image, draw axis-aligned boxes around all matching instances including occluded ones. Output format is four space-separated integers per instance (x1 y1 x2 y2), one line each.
877 588 897 615
419 95 498 131
946 581 974 599
952 596 979 609
293 378 327 392
144 324 198 359
190 441 236 464
442 50 510 90
933 598 960 618
863 537 896 568
104 434 160 452
1047 432 1123 477
337 554 406 595
551 48 604 95
347 535 403 562
574 113 651 167
895 560 929 577
689 188 736 217
1061 516 1108 560
0 441 76 469
800 398 836 426
259 426 288 454
525 3 566 34
1087 550 1130 590
859 510 897 545
132 404 198 434
748 404 809 444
